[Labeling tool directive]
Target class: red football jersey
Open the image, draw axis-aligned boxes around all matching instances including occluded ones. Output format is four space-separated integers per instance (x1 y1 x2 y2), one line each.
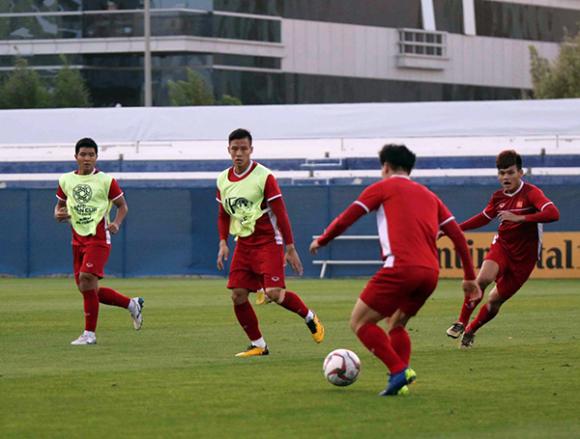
356 175 454 270
482 181 553 262
56 170 123 246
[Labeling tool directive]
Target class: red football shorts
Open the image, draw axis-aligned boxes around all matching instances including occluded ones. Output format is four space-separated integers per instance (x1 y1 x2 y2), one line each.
73 244 111 284
227 241 285 291
485 242 536 299
360 265 439 317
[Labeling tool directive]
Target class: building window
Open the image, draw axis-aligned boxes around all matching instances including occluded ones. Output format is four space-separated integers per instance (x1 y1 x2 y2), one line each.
398 29 446 57
475 0 580 42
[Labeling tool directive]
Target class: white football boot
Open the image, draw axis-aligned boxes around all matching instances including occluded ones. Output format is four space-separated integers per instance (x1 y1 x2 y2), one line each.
129 297 144 330
71 331 97 345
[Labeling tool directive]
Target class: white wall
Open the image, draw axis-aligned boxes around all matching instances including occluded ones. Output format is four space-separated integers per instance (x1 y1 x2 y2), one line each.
281 19 560 89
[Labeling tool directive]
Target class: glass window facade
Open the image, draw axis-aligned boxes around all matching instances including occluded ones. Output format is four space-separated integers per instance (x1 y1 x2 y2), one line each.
475 0 580 42
433 0 463 34
212 69 527 106
0 10 280 42
0 0 81 13
213 53 280 69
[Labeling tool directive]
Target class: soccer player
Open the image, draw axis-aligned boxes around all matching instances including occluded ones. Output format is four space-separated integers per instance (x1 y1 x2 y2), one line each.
54 138 144 345
445 150 560 348
309 144 481 396
216 128 325 357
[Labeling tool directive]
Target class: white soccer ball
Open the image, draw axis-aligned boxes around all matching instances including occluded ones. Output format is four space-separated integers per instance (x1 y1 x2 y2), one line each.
323 349 361 387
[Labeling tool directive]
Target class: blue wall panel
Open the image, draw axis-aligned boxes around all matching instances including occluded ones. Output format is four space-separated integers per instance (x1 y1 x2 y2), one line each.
1 190 28 276
0 183 577 278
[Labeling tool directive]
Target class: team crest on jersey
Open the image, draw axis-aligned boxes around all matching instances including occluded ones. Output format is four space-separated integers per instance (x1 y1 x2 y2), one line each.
226 197 253 213
72 184 93 203
225 197 254 225
499 202 505 209
516 201 523 208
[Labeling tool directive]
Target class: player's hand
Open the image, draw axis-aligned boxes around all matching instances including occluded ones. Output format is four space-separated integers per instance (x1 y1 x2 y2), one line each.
217 240 229 270
285 244 304 276
498 210 524 223
107 222 121 234
309 239 321 255
462 279 482 305
54 206 70 223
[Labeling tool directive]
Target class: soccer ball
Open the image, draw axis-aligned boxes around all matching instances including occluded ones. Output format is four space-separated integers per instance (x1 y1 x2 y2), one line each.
323 349 361 387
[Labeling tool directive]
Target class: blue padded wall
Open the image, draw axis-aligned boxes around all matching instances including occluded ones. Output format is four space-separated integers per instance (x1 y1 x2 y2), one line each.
0 183 576 278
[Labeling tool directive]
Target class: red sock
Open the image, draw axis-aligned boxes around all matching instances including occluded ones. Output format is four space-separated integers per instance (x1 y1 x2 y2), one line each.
234 301 262 341
356 323 406 374
458 295 483 325
279 291 309 318
465 303 498 334
81 289 99 332
389 326 411 366
98 287 131 308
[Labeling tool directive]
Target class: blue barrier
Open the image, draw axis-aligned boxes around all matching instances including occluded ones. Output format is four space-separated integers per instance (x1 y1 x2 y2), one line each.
0 183 577 278
2 154 580 174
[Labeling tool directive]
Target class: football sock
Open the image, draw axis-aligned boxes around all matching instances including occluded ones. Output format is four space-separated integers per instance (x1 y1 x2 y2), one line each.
98 287 131 308
356 323 406 374
458 295 483 325
234 301 262 341
305 310 314 322
465 303 499 334
251 337 267 348
81 289 99 332
389 326 411 366
279 291 309 318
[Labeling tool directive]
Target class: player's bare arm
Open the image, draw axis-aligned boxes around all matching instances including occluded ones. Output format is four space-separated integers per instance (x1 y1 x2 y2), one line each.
54 199 70 222
217 239 229 270
285 243 304 276
108 195 128 234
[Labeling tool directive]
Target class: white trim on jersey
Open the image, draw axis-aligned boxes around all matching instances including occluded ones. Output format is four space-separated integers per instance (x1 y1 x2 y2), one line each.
540 201 553 211
354 200 370 213
56 194 66 202
537 223 544 260
215 197 221 203
439 216 455 227
377 205 395 268
267 194 282 202
233 160 254 178
503 180 524 197
110 192 124 202
104 216 111 245
483 210 493 220
266 207 284 245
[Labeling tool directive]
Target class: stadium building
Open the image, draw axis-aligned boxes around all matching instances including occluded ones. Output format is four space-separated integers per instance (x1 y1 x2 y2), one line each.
1 0 579 106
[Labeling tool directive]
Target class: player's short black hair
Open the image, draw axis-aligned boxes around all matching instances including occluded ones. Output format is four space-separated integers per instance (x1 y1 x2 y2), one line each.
496 150 522 170
75 137 98 155
379 144 416 174
228 128 252 145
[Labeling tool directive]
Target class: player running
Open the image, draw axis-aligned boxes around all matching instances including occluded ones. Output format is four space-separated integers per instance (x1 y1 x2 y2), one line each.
54 138 144 345
216 128 324 357
445 150 560 348
310 144 480 396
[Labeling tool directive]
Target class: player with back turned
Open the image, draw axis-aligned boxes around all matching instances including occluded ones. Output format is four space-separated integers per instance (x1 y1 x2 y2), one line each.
445 150 560 348
216 128 324 357
310 144 481 396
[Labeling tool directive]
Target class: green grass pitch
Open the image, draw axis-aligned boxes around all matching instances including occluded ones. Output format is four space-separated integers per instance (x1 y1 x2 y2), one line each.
1 278 579 438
